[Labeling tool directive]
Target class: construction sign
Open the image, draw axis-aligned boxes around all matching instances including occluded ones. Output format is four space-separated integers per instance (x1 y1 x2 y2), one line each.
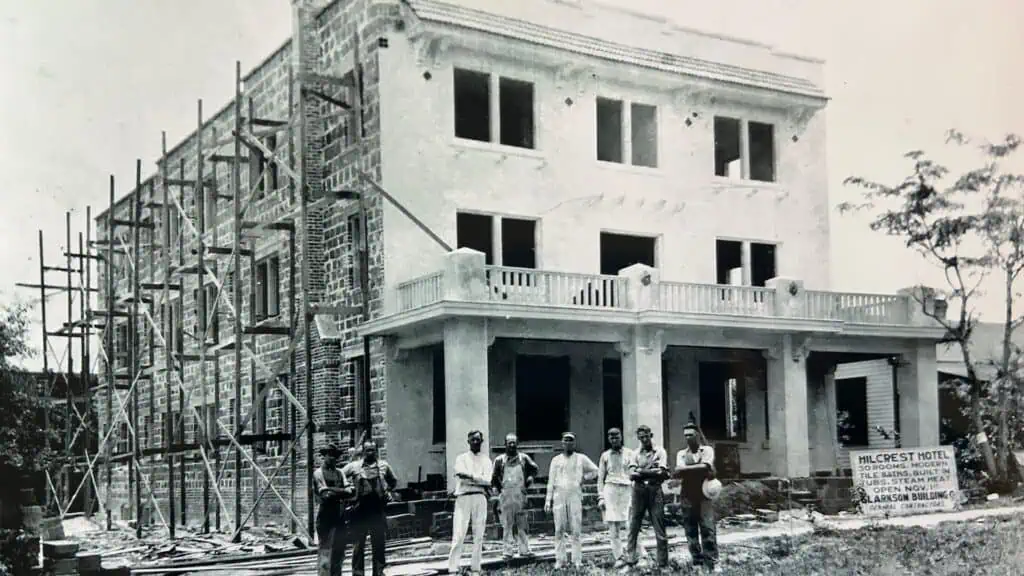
850 446 960 516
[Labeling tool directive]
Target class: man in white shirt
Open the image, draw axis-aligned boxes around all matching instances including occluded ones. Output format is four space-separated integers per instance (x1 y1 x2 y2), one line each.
623 424 670 569
544 431 599 570
597 428 635 567
675 419 720 573
447 430 493 576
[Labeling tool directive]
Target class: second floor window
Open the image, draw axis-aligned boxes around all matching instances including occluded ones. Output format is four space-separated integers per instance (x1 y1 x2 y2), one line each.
714 116 776 182
456 211 537 269
249 134 279 200
255 255 281 321
596 98 658 168
453 68 535 150
715 239 777 287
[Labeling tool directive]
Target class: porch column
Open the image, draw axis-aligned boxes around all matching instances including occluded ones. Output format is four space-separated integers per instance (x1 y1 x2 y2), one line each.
442 248 491 489
897 342 940 448
617 327 666 443
763 334 811 478
617 264 665 441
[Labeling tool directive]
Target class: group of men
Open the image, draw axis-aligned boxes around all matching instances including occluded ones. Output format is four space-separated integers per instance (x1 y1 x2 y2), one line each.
447 419 722 574
312 418 722 576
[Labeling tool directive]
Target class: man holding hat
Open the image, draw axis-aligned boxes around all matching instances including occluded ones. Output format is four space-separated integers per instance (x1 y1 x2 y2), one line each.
675 417 721 573
544 431 599 569
313 443 353 576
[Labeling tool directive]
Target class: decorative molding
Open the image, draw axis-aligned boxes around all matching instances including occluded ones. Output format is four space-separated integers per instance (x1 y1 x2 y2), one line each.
385 338 408 362
554 63 594 95
614 337 632 358
761 346 781 361
413 33 452 70
791 334 812 363
673 85 716 111
485 321 497 348
787 106 818 134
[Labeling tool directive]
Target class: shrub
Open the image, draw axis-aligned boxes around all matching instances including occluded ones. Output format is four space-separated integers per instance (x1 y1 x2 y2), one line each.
712 480 784 518
0 529 39 576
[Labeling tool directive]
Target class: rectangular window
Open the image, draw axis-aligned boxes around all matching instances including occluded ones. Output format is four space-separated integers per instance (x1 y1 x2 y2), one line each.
347 213 362 291
599 232 656 275
698 361 747 442
836 377 869 447
249 135 279 200
253 381 268 454
715 239 778 287
348 355 368 425
596 99 659 168
255 255 281 320
456 212 539 269
453 68 536 150
713 116 776 182
516 355 571 442
432 346 445 444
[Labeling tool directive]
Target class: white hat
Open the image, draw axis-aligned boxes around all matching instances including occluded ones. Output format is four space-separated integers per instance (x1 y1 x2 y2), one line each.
702 478 723 500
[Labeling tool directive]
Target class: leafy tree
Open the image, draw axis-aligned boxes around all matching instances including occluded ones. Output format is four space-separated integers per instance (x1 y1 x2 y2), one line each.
839 130 1024 490
0 301 66 498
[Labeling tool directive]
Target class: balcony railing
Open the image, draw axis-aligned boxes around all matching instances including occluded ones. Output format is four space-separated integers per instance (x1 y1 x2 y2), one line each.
387 250 932 328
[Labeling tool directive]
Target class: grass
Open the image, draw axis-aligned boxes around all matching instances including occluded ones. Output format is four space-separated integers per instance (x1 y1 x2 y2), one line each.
484 513 1024 575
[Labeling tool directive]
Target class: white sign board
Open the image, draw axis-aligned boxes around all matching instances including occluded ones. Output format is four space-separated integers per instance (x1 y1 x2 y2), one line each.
850 446 960 516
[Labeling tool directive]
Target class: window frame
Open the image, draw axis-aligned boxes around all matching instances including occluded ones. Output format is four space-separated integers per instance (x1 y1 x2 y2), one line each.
712 115 778 183
455 210 541 270
595 97 660 169
714 238 780 288
452 66 538 151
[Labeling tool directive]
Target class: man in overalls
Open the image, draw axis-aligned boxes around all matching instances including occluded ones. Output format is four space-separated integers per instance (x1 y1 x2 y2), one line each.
490 433 539 561
343 440 398 576
312 443 352 576
544 431 599 570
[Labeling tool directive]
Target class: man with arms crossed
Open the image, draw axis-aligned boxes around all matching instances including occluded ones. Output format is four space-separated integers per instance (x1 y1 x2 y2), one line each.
623 424 670 569
675 419 720 573
313 443 353 576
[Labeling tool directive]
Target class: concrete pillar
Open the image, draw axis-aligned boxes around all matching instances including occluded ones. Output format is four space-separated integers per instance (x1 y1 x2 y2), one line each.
766 277 806 318
897 342 940 448
618 263 660 311
763 334 811 477
443 318 490 490
897 286 948 326
444 247 488 301
617 327 665 445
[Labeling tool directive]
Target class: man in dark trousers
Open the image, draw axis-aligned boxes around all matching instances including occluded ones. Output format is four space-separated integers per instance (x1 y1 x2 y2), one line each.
623 424 670 569
312 443 353 576
343 440 399 576
675 419 720 573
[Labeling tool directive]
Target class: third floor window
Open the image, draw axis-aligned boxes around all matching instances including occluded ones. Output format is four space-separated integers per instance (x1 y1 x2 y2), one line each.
596 98 658 168
714 116 776 183
453 68 535 150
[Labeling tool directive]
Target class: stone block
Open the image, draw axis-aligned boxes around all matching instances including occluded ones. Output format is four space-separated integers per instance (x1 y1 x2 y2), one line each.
43 540 80 559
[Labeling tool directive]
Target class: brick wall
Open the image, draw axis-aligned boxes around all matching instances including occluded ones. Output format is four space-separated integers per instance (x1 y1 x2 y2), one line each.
91 0 395 531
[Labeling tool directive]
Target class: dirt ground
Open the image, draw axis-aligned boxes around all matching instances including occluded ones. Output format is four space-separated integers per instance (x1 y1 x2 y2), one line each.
485 513 1024 576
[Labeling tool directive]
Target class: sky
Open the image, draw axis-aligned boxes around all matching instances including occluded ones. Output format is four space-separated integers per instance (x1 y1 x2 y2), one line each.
0 0 1022 371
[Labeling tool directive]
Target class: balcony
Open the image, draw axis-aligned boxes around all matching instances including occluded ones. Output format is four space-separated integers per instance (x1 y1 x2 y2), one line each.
361 248 945 339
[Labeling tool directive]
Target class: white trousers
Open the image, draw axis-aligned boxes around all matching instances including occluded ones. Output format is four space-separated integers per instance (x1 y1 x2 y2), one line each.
447 493 488 573
552 490 584 567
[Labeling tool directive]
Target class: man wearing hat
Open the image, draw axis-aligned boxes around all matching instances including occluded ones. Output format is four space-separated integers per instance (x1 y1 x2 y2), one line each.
544 431 599 569
597 428 635 567
343 440 398 576
674 418 721 573
490 433 539 561
313 443 353 576
623 424 670 569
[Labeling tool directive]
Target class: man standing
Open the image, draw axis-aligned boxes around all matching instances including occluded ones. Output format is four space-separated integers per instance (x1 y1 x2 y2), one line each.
342 440 399 576
544 432 599 570
675 419 720 573
624 424 670 569
597 428 634 568
313 443 353 576
448 430 493 576
490 433 539 561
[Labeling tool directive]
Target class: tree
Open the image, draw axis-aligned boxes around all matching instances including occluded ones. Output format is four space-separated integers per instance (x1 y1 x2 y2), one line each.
0 301 66 497
838 130 1024 490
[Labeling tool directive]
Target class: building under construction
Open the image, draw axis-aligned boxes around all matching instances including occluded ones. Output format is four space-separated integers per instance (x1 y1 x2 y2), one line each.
25 0 951 545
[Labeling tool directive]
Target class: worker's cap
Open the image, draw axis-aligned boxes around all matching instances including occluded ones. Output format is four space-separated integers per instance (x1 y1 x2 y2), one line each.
683 417 699 432
320 443 342 457
561 432 576 441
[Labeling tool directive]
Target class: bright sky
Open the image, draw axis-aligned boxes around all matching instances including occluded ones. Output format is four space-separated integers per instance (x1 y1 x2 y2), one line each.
0 0 1021 370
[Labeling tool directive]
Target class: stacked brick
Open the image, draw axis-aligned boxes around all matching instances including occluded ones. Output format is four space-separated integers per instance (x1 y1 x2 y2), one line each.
90 0 394 531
